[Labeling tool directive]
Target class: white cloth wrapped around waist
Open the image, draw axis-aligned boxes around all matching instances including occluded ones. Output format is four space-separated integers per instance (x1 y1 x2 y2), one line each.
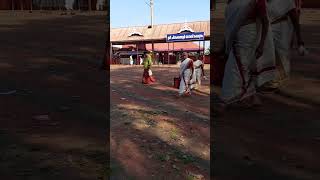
267 0 296 22
179 69 192 95
193 60 203 69
221 23 258 104
224 0 255 54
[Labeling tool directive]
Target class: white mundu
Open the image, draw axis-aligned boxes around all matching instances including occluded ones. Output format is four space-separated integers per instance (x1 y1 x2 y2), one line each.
267 0 296 81
179 58 193 96
191 59 203 89
221 0 262 104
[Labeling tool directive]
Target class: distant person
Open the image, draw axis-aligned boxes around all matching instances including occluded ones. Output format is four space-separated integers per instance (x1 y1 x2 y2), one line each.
200 56 207 80
175 53 180 64
161 53 165 65
266 0 306 88
134 56 137 65
178 52 194 96
142 52 156 84
129 55 134 66
139 55 143 65
158 53 163 65
191 54 205 90
177 49 184 65
116 53 121 64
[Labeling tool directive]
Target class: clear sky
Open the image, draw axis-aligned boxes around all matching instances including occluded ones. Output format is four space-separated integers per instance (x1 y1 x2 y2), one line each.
110 0 210 28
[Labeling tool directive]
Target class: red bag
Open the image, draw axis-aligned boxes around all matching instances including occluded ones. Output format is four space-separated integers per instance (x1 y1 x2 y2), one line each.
173 77 180 89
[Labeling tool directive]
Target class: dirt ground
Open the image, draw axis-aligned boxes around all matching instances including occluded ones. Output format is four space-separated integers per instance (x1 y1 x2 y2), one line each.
212 4 320 180
0 11 108 180
110 65 210 179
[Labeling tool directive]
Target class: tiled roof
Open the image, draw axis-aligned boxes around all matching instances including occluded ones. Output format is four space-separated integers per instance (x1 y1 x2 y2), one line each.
111 21 210 44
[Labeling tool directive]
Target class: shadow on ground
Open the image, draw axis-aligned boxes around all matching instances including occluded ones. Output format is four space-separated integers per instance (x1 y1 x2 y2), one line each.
0 13 108 180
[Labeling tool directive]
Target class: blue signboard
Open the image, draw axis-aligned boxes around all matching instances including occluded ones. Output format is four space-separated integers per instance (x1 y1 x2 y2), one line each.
166 32 205 42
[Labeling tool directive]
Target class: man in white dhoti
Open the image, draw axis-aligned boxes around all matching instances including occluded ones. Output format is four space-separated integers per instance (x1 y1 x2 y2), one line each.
179 52 194 97
129 55 134 66
266 0 305 88
215 0 270 113
191 54 204 90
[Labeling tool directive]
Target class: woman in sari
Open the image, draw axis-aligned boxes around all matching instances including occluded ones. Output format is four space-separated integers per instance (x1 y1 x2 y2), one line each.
179 52 194 96
142 52 156 84
266 0 305 88
216 0 270 112
191 54 205 90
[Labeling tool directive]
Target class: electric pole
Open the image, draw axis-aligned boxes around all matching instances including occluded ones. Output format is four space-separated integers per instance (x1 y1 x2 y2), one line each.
150 0 154 27
148 0 154 61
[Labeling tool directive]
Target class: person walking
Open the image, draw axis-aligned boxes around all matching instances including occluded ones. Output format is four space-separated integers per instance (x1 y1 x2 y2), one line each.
129 55 134 66
191 54 205 90
215 0 270 113
142 52 156 84
178 52 194 96
266 0 305 88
